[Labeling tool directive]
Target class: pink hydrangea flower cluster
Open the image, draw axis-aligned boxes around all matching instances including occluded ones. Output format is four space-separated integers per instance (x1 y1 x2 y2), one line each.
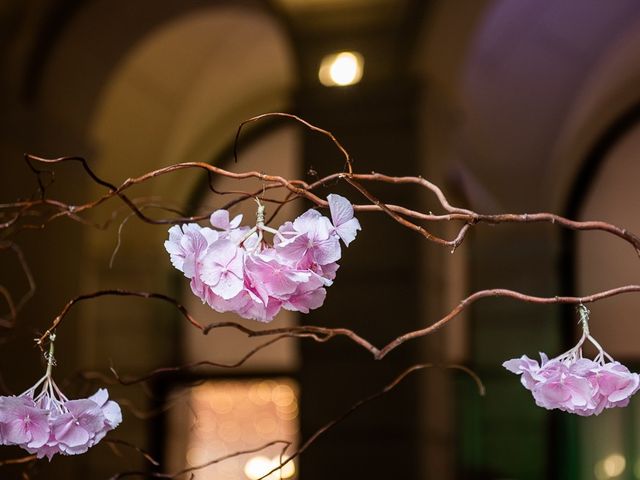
165 194 361 322
0 336 122 460
503 306 639 416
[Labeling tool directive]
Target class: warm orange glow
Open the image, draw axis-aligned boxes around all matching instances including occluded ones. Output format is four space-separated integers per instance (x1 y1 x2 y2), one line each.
171 378 299 479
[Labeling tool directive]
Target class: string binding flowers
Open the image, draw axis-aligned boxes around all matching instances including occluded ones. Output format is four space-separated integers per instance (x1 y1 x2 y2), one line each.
0 333 122 460
165 194 361 322
503 305 640 416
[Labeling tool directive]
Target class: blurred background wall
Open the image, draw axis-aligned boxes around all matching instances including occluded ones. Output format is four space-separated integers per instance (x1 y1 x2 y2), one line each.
2 1 640 479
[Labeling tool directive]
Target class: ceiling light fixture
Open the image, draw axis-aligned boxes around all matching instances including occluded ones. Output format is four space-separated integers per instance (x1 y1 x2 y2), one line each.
318 51 364 87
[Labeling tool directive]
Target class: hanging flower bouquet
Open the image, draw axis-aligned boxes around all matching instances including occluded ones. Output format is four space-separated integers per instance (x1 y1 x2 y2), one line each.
0 335 121 460
165 194 361 322
503 305 640 416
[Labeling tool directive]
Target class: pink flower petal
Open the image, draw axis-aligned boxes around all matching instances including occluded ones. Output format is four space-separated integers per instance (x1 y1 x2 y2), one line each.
328 194 361 246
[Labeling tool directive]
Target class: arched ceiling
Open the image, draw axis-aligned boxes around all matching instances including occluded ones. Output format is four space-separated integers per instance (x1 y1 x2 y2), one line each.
87 5 294 184
458 0 640 212
577 122 640 358
549 14 640 208
274 0 411 32
37 2 294 175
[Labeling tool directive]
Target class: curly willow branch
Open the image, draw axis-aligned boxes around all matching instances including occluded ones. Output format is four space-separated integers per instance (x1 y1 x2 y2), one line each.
0 454 37 467
107 440 290 479
0 241 35 329
37 285 640 362
105 438 160 466
0 111 635 255
234 112 353 175
105 335 294 386
106 362 483 480
205 285 640 359
35 290 204 349
258 362 483 480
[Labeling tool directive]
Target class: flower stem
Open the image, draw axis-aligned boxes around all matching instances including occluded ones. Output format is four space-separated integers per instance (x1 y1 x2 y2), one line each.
45 333 56 377
578 304 590 335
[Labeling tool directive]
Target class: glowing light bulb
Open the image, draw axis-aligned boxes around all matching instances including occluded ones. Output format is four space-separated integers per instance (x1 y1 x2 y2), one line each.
244 456 273 480
244 456 296 480
595 453 626 479
319 51 364 87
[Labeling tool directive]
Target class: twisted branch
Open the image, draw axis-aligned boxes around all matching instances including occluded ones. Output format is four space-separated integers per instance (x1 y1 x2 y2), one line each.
107 440 291 480
105 362 483 480
36 285 640 365
35 290 204 349
259 362 483 480
14 155 640 253
0 242 35 329
1 112 638 254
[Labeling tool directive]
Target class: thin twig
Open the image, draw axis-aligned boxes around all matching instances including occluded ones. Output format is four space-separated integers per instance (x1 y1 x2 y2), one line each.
105 439 160 466
234 112 353 174
374 286 640 358
107 335 292 385
106 363 482 480
38 285 640 364
35 290 204 348
257 362 484 480
10 149 640 255
0 455 37 466
107 440 291 479
0 241 35 328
